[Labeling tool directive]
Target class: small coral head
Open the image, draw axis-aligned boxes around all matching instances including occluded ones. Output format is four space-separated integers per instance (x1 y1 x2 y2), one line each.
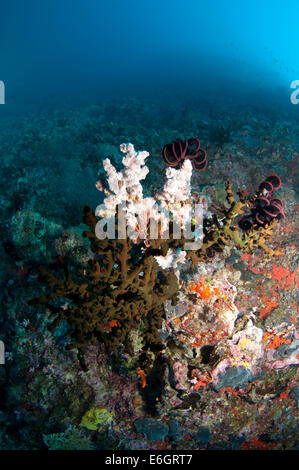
162 137 207 172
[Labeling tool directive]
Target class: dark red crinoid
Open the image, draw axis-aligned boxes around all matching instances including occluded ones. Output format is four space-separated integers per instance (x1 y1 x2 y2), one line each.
238 174 285 231
162 137 207 172
265 174 281 190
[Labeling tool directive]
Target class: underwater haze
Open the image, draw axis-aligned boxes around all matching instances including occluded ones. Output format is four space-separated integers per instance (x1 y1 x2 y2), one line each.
1 0 299 112
0 0 299 453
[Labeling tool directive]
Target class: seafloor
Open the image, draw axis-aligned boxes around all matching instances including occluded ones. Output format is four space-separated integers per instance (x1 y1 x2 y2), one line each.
0 94 298 450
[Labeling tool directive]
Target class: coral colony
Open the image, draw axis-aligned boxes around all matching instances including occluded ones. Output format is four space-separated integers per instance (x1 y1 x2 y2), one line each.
30 139 296 415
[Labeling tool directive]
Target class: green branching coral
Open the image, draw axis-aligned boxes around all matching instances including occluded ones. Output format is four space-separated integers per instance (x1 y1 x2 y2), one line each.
188 181 281 265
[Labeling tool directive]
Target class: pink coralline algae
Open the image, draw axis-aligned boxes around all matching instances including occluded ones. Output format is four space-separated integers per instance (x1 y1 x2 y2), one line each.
172 360 189 390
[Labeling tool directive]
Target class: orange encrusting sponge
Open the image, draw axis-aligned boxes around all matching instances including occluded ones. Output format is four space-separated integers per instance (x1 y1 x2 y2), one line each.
189 278 220 300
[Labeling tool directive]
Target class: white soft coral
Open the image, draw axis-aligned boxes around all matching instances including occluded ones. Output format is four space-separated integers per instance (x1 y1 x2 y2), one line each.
95 143 198 252
156 159 193 207
96 143 156 241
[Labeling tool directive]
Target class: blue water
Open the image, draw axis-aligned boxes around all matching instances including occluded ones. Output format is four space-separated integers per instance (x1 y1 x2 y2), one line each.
1 0 299 113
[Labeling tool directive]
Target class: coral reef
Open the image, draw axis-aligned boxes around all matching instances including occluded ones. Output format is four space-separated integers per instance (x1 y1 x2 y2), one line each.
2 95 297 450
29 142 286 389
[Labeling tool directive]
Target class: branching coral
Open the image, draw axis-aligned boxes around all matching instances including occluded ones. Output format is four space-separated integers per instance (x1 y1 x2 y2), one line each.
30 142 285 381
188 178 284 265
30 209 181 370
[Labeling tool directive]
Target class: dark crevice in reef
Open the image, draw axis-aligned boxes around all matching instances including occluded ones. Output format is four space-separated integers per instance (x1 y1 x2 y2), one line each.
200 345 215 364
139 352 167 415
